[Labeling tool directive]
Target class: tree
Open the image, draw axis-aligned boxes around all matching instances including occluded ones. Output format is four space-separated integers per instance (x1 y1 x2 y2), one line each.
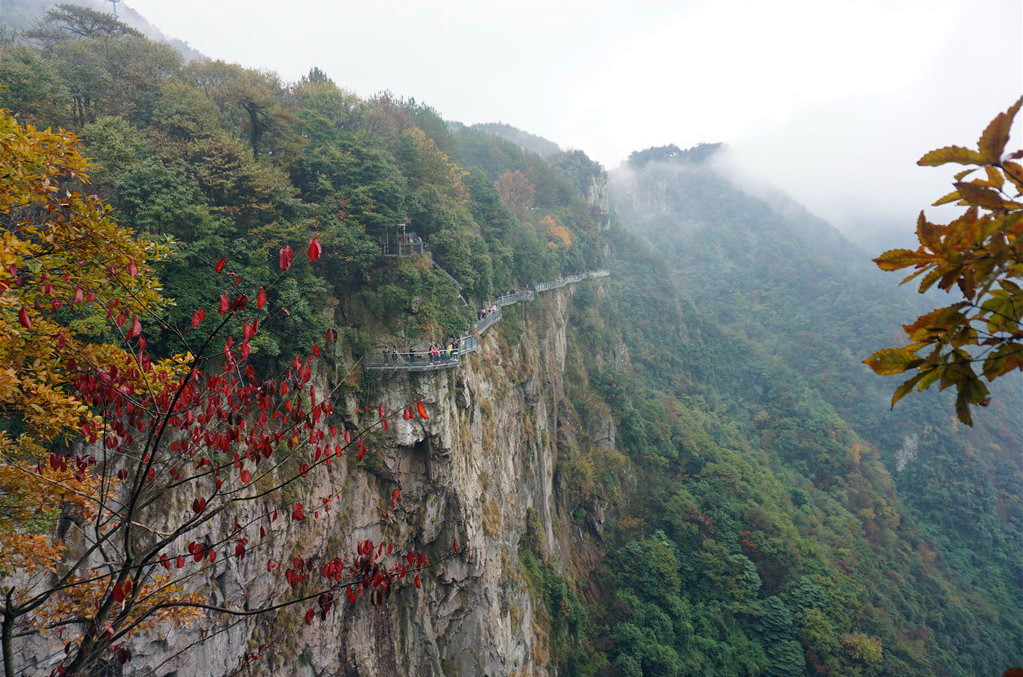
49 34 180 127
0 112 442 676
183 60 299 160
864 97 1023 425
24 4 140 48
0 45 71 128
495 169 535 220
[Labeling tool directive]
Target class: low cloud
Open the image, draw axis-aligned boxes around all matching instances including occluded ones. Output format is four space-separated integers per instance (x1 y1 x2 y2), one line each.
725 1 1021 251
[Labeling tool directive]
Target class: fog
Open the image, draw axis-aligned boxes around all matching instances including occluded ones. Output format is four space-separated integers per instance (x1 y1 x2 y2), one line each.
726 1 1022 251
120 0 1020 248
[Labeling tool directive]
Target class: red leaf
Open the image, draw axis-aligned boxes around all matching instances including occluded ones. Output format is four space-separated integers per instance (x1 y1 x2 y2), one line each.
416 401 429 420
241 470 251 483
113 582 125 603
292 503 306 521
215 258 227 273
304 608 315 625
127 316 142 339
392 488 401 502
176 555 185 568
218 295 230 316
192 496 206 514
160 553 171 570
279 246 294 272
307 236 322 262
452 538 460 554
378 404 385 419
257 286 267 309
18 307 30 329
73 286 84 304
116 647 131 665
325 328 338 343
128 261 138 278
414 575 421 589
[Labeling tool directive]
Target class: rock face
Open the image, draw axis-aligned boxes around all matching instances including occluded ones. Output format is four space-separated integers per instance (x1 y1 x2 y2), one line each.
15 172 615 677
94 282 609 677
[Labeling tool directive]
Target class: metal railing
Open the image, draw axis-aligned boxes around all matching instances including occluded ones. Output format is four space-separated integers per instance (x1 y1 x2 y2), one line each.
475 307 502 334
381 238 425 257
365 270 609 373
495 290 534 306
365 336 480 372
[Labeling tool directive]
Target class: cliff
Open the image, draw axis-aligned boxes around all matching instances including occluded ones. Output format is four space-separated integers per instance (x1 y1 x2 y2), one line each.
134 281 605 677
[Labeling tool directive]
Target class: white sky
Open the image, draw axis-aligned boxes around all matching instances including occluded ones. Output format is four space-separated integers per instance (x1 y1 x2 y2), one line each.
124 0 1022 246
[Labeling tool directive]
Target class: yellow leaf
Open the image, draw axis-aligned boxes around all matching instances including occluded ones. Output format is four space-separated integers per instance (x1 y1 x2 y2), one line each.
915 212 945 251
863 347 922 375
931 190 963 207
977 96 1022 163
891 372 925 407
982 344 1023 380
1002 161 1023 193
903 304 969 339
954 181 1007 210
917 145 983 167
873 248 931 271
984 166 1005 190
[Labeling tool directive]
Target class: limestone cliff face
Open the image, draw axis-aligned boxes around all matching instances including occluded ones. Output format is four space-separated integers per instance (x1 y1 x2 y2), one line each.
19 175 615 677
104 280 610 677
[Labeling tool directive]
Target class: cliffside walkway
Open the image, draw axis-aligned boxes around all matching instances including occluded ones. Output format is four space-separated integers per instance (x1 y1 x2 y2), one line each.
365 270 609 373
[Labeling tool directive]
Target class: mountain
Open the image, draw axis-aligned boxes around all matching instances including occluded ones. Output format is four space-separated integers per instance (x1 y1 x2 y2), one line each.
0 0 205 61
604 143 1022 674
470 121 562 158
0 8 1019 676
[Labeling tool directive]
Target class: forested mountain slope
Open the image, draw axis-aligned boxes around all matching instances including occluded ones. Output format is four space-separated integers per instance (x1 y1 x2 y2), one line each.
599 143 1022 674
0 6 1019 676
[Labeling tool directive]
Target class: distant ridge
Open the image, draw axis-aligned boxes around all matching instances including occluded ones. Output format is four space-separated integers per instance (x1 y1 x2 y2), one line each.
626 142 724 168
0 0 205 62
470 121 561 158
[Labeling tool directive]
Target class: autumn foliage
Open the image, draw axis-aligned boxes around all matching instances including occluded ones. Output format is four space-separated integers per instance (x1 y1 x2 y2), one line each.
865 97 1023 424
0 111 442 676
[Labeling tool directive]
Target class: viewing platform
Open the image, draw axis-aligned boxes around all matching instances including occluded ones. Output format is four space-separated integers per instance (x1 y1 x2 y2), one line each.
367 337 481 373
364 269 609 373
380 224 424 257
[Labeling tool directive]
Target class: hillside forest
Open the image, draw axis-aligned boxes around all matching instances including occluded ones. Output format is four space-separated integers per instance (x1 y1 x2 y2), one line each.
0 4 1020 676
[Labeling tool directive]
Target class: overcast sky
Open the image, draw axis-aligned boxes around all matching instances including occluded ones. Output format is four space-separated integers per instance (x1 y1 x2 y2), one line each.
124 0 1021 247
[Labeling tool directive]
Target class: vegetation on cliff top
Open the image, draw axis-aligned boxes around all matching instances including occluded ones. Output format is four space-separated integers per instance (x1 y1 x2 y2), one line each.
0 5 1019 676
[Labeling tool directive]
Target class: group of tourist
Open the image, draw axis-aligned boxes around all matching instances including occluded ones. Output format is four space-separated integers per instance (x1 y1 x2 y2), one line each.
380 290 532 368
381 337 464 366
477 304 499 321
